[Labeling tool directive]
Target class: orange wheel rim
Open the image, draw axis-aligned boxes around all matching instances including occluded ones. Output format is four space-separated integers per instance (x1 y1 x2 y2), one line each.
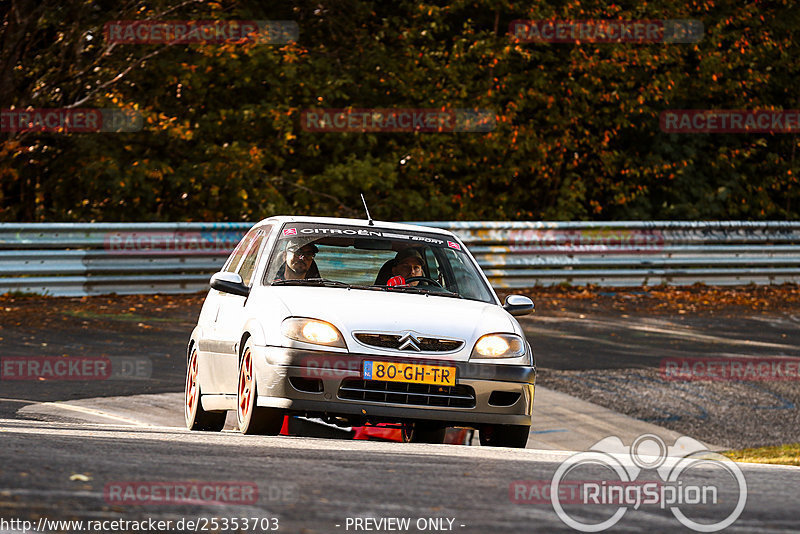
185 349 198 420
238 349 253 422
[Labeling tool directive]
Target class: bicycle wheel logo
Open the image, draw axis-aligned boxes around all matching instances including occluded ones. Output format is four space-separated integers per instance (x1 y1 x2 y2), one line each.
551 434 747 532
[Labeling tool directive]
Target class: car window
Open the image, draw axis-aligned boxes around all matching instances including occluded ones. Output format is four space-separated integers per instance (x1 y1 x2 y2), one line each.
237 230 267 286
224 229 257 274
423 248 441 283
442 248 494 303
263 222 496 303
313 247 396 284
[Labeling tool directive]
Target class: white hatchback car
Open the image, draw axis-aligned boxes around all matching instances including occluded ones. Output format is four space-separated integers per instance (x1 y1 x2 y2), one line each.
185 216 535 447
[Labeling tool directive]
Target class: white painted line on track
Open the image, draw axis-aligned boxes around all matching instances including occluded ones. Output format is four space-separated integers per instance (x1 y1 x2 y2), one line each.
0 396 170 428
0 397 36 404
36 402 154 427
0 418 184 433
0 488 103 499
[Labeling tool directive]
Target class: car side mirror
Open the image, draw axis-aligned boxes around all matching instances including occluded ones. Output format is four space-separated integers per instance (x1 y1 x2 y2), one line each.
210 271 250 297
503 295 534 316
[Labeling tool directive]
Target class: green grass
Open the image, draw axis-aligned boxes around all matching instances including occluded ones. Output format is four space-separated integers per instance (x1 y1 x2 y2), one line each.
723 443 800 466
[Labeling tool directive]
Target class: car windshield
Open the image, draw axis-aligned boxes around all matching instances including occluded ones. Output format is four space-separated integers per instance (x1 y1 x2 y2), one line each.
263 222 496 304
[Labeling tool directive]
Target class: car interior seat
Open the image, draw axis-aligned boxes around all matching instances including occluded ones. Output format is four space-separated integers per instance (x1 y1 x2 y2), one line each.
374 260 396 285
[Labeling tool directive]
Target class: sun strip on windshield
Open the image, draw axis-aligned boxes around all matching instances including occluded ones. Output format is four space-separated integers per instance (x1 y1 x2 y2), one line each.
278 223 463 250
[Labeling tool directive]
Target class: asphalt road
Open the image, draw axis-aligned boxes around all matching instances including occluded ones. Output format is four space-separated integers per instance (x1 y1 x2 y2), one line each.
521 309 800 449
524 311 800 370
2 294 800 532
1 417 799 533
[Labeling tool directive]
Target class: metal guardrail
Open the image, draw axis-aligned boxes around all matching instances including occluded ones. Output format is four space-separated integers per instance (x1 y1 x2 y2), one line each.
0 223 247 296
1 221 799 296
421 221 800 289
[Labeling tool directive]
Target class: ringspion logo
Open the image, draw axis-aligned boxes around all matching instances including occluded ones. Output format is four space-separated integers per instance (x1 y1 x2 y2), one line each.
544 434 746 532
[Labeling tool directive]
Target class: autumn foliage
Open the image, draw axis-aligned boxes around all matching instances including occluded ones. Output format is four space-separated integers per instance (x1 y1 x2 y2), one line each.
1 0 798 222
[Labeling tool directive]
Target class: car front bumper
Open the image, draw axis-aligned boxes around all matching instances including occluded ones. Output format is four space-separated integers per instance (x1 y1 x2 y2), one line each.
250 345 535 427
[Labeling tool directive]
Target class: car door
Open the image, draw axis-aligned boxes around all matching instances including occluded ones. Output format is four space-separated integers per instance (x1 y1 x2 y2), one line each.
197 227 258 393
208 225 271 394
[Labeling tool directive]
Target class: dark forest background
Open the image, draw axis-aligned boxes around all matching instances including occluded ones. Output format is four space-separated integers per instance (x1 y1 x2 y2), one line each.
1 0 799 222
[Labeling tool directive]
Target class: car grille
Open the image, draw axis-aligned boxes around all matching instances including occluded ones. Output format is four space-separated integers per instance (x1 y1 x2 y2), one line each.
338 378 476 408
354 333 463 352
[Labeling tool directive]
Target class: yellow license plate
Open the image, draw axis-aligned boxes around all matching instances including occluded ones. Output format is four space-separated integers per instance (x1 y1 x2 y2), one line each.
362 361 456 386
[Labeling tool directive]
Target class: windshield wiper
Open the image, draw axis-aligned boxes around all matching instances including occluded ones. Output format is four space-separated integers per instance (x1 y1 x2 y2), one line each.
272 278 351 288
272 279 462 298
381 285 463 299
383 285 427 295
432 291 463 299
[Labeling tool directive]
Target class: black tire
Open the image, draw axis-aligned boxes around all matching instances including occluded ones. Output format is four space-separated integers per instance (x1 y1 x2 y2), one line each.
185 346 226 431
237 341 284 435
402 422 447 444
479 424 530 448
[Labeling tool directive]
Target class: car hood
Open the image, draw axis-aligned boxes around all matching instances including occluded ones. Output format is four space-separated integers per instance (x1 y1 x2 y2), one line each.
269 286 519 361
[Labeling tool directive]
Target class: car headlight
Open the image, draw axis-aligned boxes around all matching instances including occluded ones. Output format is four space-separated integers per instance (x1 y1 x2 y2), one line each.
281 318 346 348
471 334 525 359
